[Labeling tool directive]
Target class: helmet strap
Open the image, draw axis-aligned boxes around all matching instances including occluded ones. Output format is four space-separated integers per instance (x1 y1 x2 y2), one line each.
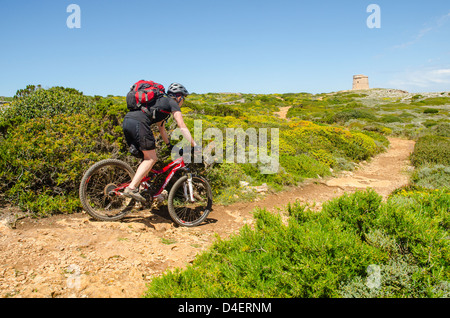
176 95 185 105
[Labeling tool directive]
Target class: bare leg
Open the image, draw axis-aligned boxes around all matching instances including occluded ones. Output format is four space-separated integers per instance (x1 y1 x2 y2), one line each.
129 149 158 190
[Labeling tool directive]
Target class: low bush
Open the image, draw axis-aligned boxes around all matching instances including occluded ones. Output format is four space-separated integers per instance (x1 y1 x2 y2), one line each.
282 125 383 163
280 153 331 179
0 86 130 215
358 130 390 148
0 85 94 135
412 97 450 106
380 190 450 272
325 109 377 124
431 123 450 137
423 108 439 114
0 113 126 215
144 189 450 298
410 135 450 167
411 164 450 189
423 120 439 128
322 189 382 239
362 125 393 136
380 115 404 123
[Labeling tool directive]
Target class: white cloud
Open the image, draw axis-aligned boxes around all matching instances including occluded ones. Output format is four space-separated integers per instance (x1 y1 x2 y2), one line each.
393 11 450 49
387 67 450 91
437 12 450 26
433 69 450 76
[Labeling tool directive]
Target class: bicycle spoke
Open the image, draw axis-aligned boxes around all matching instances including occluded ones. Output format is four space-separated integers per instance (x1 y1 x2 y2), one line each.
169 176 212 226
80 160 136 221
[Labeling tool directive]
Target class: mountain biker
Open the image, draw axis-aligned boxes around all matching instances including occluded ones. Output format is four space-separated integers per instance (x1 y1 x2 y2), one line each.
122 82 198 202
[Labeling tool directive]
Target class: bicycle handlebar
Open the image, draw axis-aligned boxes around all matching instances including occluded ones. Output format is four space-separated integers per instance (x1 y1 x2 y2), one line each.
173 145 201 157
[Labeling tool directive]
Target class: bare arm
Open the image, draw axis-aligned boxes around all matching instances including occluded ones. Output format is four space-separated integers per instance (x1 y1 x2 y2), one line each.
157 121 170 145
172 111 197 147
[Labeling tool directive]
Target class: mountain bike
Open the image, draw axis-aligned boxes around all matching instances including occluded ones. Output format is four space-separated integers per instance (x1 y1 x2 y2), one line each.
79 148 213 227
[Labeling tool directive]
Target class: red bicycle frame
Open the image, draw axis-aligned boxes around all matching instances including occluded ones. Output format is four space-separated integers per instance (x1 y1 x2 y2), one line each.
113 156 186 198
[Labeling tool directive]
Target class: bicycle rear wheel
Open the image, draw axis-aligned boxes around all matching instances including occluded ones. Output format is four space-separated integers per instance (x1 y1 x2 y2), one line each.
168 175 213 227
79 159 136 221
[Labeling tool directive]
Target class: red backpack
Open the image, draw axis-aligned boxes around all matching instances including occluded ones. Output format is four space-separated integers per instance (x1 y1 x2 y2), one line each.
126 80 165 111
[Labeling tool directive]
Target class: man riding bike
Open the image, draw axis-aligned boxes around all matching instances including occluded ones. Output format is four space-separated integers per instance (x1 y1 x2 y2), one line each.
122 82 198 203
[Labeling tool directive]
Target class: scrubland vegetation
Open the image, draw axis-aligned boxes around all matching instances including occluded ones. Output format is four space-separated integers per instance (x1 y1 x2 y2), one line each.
0 86 390 214
145 188 449 297
147 89 449 298
0 86 448 297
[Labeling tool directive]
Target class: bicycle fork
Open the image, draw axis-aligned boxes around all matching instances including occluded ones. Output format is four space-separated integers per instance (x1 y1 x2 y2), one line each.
183 173 195 203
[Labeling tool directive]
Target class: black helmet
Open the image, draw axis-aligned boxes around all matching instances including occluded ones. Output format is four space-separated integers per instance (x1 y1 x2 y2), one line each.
167 83 189 97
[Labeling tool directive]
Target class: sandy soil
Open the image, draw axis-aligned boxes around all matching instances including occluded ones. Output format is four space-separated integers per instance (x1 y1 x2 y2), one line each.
274 106 292 120
0 137 415 298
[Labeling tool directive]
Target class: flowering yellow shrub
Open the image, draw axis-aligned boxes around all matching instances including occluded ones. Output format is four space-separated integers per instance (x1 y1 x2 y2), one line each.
0 88 389 214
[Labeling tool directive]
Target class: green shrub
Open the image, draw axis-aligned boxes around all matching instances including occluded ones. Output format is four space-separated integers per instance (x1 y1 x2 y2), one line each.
423 108 439 114
206 163 258 204
145 196 387 298
280 154 330 179
207 163 248 190
410 135 450 167
423 120 439 128
0 85 130 215
0 85 94 133
380 115 404 123
411 164 450 189
431 123 450 137
240 162 299 190
342 132 379 161
413 97 450 106
326 109 376 124
362 125 393 136
379 190 450 271
0 114 123 215
322 189 382 239
144 189 450 298
340 255 449 297
358 130 390 148
285 125 383 162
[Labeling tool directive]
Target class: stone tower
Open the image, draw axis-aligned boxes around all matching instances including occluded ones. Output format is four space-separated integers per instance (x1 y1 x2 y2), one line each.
352 75 369 90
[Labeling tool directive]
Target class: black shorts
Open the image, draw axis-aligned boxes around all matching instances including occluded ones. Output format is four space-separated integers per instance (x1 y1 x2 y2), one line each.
122 117 156 151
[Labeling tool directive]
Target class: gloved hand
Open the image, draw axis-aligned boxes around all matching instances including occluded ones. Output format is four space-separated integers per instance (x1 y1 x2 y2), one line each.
166 142 174 151
168 144 183 157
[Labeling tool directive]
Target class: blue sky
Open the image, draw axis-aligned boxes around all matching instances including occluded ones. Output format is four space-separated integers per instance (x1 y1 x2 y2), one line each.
1 0 450 96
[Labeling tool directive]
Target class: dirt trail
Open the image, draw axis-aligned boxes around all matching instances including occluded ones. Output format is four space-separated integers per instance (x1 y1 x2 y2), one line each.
275 106 292 120
0 137 415 298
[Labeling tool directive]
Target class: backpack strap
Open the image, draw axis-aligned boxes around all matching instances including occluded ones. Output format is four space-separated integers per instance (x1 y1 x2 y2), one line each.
136 90 156 107
141 107 171 120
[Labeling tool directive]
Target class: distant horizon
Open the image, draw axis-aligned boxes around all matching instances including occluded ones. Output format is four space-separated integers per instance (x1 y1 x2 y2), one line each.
2 86 449 99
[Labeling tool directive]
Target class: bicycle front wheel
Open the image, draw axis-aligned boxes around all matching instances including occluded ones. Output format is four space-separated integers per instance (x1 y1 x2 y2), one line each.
79 159 136 221
168 175 213 227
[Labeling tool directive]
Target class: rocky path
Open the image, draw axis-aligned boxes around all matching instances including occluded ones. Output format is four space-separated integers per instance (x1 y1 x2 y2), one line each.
0 138 415 298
